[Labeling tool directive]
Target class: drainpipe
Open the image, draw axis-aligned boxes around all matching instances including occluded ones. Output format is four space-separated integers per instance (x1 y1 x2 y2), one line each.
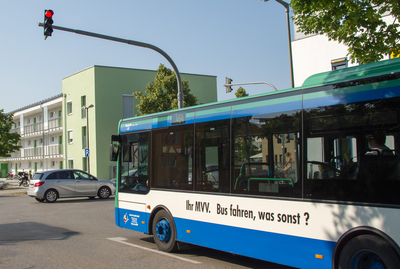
63 94 68 168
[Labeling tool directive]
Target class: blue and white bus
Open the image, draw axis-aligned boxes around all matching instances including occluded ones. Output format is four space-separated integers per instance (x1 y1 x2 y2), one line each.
111 58 400 269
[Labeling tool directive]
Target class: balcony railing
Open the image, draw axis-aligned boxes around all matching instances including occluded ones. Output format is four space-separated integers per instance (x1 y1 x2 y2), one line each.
10 151 21 158
48 117 62 129
24 122 44 135
48 144 63 155
24 147 44 157
5 145 63 159
10 128 20 134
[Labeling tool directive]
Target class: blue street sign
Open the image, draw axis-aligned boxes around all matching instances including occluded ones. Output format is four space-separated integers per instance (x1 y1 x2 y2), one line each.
85 148 90 157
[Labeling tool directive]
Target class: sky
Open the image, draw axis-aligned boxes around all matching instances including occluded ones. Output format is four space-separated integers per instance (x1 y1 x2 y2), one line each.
0 0 292 113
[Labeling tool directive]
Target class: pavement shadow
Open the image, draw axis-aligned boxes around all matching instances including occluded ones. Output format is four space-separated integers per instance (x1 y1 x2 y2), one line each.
0 222 80 245
48 197 115 204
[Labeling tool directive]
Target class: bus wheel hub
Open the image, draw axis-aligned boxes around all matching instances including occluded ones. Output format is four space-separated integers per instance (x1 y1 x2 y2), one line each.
156 219 171 242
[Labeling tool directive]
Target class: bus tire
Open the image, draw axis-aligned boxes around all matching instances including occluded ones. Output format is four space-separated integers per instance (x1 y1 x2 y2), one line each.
152 210 178 253
338 234 400 269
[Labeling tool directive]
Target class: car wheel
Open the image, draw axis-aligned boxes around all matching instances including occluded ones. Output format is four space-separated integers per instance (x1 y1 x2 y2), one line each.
152 210 178 252
35 198 45 202
98 187 110 199
44 189 58 203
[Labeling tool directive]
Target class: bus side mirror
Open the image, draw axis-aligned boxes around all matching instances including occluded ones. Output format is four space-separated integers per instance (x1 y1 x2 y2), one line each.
110 135 121 162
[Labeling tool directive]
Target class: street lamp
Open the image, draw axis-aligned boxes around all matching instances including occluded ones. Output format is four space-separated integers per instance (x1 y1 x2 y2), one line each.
264 0 294 88
82 104 94 173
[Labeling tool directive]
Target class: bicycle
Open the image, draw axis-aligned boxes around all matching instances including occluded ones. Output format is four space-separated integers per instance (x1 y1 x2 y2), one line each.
6 173 14 180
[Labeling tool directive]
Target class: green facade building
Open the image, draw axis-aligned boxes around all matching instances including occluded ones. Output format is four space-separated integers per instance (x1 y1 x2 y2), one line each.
62 65 217 180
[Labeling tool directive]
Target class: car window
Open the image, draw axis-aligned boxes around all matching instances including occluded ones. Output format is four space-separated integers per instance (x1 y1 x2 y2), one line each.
32 173 43 180
73 171 92 180
46 171 72 180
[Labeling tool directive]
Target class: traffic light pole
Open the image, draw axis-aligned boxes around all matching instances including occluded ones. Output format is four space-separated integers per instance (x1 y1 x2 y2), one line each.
38 23 184 109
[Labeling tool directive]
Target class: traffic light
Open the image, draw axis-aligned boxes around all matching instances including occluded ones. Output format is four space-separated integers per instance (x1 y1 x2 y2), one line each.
225 77 233 93
44 10 54 40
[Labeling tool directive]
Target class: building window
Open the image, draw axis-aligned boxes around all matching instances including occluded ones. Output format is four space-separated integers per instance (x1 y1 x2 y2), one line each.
51 161 55 167
27 118 31 124
28 162 32 168
82 126 87 149
40 162 43 167
82 157 88 172
81 96 86 118
331 57 348 70
68 160 74 169
38 115 42 122
28 140 31 146
68 130 73 144
67 101 72 115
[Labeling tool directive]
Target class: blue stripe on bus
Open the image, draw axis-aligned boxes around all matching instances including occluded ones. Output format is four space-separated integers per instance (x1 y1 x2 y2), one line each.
194 110 231 123
232 100 303 119
303 85 400 109
116 207 334 269
118 85 400 133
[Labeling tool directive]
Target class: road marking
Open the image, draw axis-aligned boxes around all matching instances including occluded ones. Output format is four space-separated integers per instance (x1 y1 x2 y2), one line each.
107 237 202 264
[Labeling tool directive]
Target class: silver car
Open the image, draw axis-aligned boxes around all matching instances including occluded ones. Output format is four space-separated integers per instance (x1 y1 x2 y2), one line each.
27 169 116 203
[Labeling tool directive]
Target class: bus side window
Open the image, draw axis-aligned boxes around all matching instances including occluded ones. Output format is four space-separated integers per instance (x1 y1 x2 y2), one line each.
232 113 301 198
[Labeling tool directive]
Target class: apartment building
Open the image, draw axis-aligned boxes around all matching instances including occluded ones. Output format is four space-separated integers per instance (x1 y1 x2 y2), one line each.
1 94 63 176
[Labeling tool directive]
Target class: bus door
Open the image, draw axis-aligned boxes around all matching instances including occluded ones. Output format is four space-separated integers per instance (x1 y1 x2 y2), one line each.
194 120 230 192
120 132 149 194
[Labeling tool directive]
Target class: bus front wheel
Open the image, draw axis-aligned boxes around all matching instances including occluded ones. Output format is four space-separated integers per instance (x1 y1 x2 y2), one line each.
152 210 178 252
338 234 400 269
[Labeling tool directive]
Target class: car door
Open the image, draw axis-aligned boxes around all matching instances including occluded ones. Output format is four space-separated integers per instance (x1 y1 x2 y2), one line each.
47 171 76 197
73 170 97 196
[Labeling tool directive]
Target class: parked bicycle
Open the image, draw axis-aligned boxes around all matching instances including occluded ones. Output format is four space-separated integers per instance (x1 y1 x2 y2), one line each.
6 173 14 180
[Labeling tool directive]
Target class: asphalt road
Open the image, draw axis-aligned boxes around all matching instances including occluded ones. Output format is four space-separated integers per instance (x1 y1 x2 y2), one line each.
0 184 296 269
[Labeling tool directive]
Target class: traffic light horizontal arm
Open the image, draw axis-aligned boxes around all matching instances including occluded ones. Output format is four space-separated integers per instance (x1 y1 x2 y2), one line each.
224 81 278 91
38 23 184 109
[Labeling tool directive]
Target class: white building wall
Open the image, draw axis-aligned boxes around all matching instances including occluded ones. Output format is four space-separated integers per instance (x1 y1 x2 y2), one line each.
0 95 63 176
292 14 394 87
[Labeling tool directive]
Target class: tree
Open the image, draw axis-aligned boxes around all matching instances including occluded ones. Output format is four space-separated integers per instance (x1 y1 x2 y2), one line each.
291 0 400 64
235 87 249 98
0 109 21 157
133 64 198 116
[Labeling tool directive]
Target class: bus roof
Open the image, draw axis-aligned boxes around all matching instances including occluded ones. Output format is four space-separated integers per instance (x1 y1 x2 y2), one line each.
302 57 400 88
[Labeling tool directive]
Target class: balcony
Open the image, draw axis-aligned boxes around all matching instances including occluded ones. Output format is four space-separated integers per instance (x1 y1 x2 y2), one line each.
24 122 44 135
48 144 63 156
10 128 20 135
2 144 63 161
24 147 44 158
48 117 62 130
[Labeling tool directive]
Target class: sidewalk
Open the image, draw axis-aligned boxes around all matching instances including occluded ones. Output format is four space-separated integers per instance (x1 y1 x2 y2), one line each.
0 178 28 195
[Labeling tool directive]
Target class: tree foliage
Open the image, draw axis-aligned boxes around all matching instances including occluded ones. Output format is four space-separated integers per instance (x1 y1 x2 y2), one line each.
235 87 249 98
291 0 400 64
133 64 198 116
0 109 21 157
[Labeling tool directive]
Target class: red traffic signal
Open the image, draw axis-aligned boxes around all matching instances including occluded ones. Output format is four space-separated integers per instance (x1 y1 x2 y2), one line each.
44 9 54 40
45 10 54 18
